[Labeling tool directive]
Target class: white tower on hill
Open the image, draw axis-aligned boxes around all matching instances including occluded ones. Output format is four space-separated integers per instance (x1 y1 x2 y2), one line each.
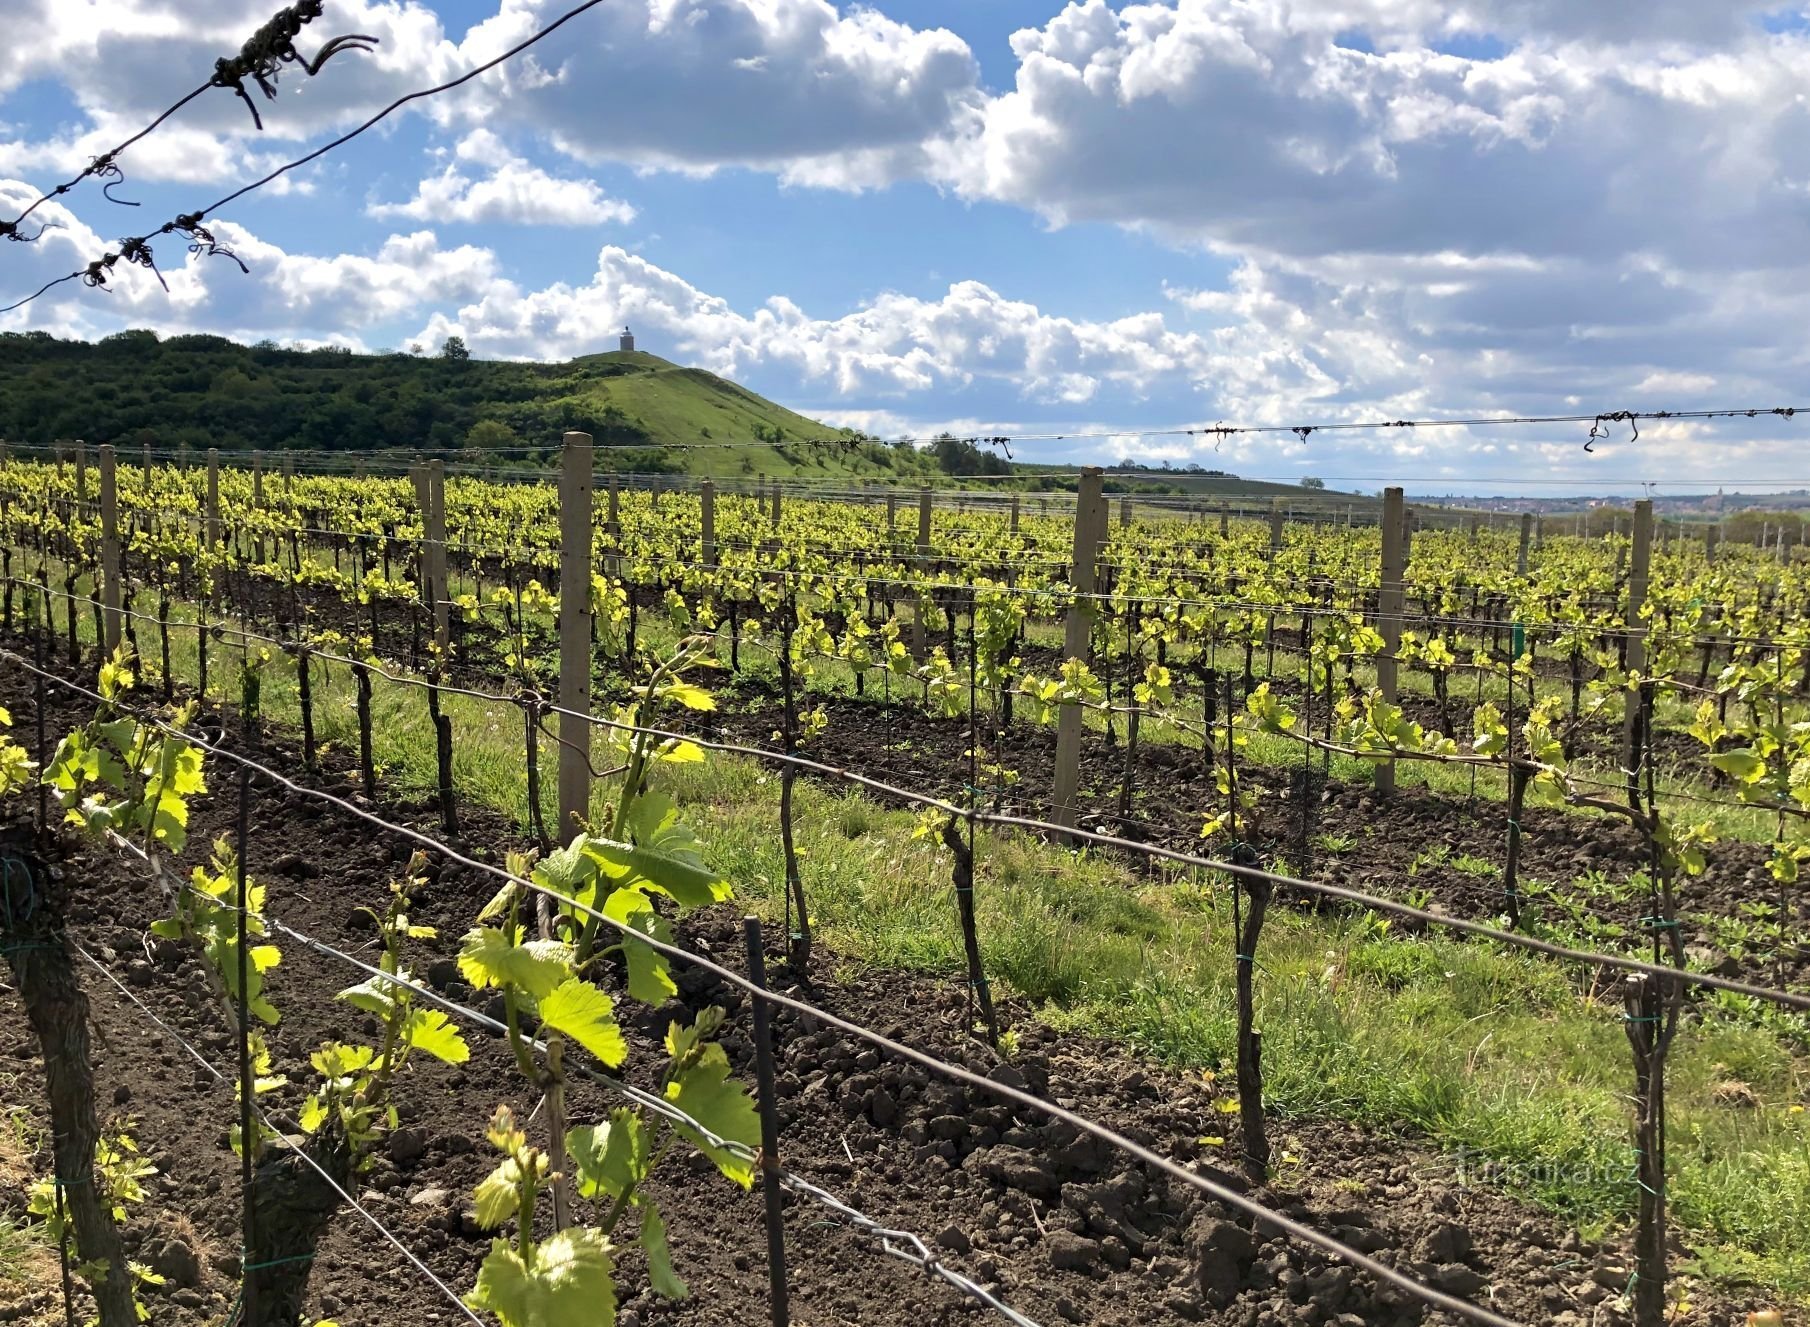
619 326 635 353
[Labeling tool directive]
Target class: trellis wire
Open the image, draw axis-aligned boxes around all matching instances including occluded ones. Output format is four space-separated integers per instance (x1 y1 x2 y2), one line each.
11 654 1528 1327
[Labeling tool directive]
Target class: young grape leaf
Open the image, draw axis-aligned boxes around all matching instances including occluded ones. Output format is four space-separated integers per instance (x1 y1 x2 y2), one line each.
602 890 677 1004
639 1202 687 1300
565 1109 648 1202
659 680 715 712
1710 749 1766 783
472 1159 523 1229
590 794 729 909
467 1230 616 1327
666 1043 758 1188
536 979 628 1068
534 837 599 903
459 928 573 1000
337 973 400 1019
403 1008 470 1065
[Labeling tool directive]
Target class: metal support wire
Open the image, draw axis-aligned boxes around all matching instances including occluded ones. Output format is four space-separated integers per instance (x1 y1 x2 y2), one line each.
70 941 485 1327
112 853 1048 1327
14 658 1532 1327
3 638 1807 1015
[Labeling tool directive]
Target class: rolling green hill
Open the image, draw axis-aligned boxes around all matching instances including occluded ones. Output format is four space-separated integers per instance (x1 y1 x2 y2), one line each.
0 329 1358 503
0 329 937 480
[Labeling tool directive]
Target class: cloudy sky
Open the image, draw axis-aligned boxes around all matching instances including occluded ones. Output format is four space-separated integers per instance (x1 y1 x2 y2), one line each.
4 0 1810 492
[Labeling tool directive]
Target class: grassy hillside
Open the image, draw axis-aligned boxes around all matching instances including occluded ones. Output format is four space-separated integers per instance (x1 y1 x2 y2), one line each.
0 329 937 480
0 329 1356 501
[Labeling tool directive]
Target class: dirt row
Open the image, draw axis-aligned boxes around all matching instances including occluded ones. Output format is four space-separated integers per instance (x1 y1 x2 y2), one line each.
0 658 1763 1327
696 681 1810 996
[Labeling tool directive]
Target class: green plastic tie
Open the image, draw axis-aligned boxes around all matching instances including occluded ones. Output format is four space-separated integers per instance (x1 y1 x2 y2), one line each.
242 1250 316 1272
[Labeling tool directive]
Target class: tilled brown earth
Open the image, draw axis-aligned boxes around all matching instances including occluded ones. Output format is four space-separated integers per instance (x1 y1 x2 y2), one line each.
0 660 1765 1327
698 687 1810 996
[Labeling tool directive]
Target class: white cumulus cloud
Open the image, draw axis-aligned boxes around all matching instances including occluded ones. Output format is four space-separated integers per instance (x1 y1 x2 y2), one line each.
367 129 635 225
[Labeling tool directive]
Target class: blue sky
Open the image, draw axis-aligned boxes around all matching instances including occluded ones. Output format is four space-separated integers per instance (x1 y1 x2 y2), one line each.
5 0 1810 493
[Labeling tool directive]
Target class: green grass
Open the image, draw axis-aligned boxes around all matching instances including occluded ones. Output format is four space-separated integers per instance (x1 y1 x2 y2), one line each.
0 1073 54 1323
565 352 940 480
21 579 1810 1300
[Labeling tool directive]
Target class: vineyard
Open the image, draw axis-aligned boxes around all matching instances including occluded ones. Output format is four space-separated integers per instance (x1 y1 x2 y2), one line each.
0 436 1807 1327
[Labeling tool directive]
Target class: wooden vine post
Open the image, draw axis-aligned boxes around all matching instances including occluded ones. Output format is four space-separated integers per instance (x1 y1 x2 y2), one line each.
1268 499 1283 560
1374 487 1406 796
700 478 716 567
557 432 594 844
1009 492 1020 533
1053 467 1107 831
1621 500 1653 808
98 445 121 653
74 439 87 518
1517 512 1532 576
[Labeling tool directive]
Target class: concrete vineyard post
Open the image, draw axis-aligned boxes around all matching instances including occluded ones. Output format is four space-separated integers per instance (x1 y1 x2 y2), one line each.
141 442 152 494
206 448 221 549
75 439 87 518
427 460 449 650
1468 514 1480 541
1120 495 1131 528
282 451 294 495
557 432 595 845
771 480 782 528
1010 493 1020 533
886 492 897 546
1054 467 1107 831
700 479 716 567
912 486 932 658
99 445 121 652
1517 513 1532 576
1535 514 1544 550
1622 500 1653 802
410 462 430 626
1375 487 1406 797
1268 499 1283 560
1220 505 1229 538
606 472 621 539
251 450 265 564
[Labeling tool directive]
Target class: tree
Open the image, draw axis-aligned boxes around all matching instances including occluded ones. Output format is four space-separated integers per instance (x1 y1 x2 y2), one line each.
1301 477 1326 489
465 419 521 454
442 335 471 362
